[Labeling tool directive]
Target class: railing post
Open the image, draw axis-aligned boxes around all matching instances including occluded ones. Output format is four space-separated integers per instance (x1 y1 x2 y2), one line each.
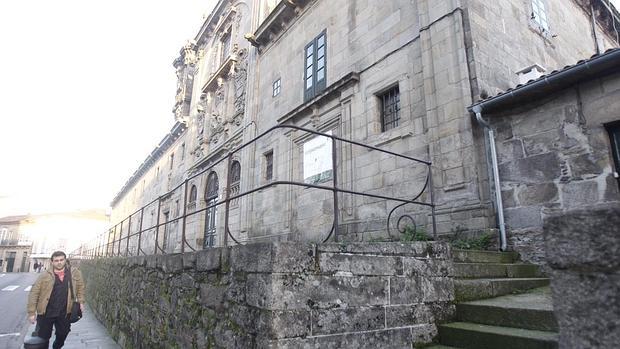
428 165 437 241
224 153 232 247
155 197 162 254
118 221 123 256
181 180 189 253
137 207 144 256
331 135 339 242
126 215 132 256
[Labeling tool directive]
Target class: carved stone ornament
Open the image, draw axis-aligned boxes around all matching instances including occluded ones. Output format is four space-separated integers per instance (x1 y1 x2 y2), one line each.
182 40 198 66
233 48 248 126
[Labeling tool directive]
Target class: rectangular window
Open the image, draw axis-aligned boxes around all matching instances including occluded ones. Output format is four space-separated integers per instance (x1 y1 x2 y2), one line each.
181 143 185 160
379 85 401 132
531 0 549 31
265 151 274 180
221 33 231 63
304 31 327 101
606 121 620 183
273 78 281 97
169 153 174 170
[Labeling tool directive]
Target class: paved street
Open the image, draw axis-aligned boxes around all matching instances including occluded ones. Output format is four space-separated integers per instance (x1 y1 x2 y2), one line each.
0 272 37 348
1 272 119 349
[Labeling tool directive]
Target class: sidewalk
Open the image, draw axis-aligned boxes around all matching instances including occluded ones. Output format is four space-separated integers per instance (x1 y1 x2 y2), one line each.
25 305 120 349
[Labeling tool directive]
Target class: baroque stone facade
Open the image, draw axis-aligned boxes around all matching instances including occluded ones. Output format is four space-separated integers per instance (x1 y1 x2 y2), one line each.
106 1 620 258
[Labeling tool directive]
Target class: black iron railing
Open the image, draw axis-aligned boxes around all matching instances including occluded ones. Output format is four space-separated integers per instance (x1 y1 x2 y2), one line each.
69 125 436 259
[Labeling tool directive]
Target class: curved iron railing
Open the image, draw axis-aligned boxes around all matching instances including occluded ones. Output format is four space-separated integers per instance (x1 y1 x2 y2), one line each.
69 124 436 259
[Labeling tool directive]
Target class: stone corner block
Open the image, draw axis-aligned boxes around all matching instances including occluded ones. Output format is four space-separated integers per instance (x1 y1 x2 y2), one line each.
195 248 221 272
163 254 184 273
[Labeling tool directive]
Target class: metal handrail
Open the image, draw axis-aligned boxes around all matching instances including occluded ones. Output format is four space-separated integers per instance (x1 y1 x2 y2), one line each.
69 124 436 259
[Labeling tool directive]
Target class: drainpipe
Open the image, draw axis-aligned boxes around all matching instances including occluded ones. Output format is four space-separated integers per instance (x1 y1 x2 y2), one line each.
473 106 507 251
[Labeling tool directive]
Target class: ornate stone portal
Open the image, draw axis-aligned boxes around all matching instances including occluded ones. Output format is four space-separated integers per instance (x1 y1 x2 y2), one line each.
173 40 198 123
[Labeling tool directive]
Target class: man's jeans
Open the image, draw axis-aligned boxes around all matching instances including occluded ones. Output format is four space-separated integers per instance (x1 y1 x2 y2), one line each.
36 315 71 349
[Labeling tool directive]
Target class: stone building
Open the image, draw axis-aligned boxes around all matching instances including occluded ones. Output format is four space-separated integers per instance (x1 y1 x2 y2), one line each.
0 215 32 272
470 48 620 264
107 0 619 259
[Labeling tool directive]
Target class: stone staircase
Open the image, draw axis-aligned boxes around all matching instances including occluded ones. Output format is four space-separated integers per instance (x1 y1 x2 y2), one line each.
428 249 559 349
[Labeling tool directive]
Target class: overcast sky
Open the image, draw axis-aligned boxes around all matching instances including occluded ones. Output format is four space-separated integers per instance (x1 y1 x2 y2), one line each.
0 1 214 217
1 1 619 218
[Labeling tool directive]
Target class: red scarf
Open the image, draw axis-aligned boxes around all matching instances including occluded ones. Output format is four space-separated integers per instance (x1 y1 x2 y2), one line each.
54 268 65 282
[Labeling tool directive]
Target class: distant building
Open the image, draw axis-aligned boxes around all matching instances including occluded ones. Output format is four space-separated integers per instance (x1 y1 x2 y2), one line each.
107 0 620 264
0 210 108 271
0 215 33 272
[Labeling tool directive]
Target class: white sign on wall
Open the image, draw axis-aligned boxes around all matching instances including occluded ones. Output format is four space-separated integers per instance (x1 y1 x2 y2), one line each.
303 131 333 184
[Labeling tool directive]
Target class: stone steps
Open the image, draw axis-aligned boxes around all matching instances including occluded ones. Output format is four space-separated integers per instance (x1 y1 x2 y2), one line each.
431 249 557 349
454 262 541 278
438 322 558 349
456 287 558 332
452 249 519 264
455 277 550 301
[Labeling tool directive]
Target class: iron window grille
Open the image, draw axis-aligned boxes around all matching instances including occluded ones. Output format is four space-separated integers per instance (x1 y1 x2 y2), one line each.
265 151 274 181
188 185 198 211
304 31 327 101
380 85 401 132
230 160 241 206
273 78 281 97
204 172 219 248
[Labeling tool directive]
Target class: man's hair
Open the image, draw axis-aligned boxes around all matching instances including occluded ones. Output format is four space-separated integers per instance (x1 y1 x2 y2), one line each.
50 251 66 260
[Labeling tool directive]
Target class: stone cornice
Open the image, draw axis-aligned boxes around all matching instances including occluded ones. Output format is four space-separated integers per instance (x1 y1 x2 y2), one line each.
248 0 314 49
277 72 360 124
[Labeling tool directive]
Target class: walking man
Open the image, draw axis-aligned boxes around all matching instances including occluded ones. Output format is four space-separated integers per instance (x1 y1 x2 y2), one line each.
27 251 85 348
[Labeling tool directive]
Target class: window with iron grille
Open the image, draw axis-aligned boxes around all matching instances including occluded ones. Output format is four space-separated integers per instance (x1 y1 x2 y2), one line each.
230 160 241 206
231 161 241 184
265 151 274 181
531 0 549 32
304 31 327 101
273 78 281 97
379 85 401 132
189 185 198 207
606 121 620 186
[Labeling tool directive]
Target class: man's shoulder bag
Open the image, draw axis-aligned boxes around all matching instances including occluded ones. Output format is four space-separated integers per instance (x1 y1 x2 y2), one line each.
68 268 82 323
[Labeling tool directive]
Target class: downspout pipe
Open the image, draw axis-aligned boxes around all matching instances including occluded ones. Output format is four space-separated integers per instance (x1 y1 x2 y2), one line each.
473 106 508 251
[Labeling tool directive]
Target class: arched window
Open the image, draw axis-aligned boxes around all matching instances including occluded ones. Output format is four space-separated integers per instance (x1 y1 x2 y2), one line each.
230 161 241 184
230 161 241 206
188 185 198 211
205 172 219 200
204 172 219 248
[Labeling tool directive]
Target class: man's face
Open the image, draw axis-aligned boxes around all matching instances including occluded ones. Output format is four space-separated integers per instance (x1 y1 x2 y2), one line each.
51 256 66 271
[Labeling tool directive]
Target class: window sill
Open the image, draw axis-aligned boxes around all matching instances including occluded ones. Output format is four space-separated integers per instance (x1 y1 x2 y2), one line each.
365 122 413 148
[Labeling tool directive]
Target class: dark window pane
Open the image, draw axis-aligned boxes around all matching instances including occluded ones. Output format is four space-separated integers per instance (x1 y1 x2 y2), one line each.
380 85 401 132
231 161 241 184
265 151 274 180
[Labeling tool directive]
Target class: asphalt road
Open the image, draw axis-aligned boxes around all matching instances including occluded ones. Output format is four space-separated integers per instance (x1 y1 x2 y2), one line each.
0 272 39 349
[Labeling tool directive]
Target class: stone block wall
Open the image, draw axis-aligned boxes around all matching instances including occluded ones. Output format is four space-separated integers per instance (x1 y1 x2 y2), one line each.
80 242 454 348
544 207 620 348
490 73 620 265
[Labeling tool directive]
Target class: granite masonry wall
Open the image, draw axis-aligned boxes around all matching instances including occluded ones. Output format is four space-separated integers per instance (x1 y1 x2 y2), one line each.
80 242 455 349
489 72 620 265
544 207 620 349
